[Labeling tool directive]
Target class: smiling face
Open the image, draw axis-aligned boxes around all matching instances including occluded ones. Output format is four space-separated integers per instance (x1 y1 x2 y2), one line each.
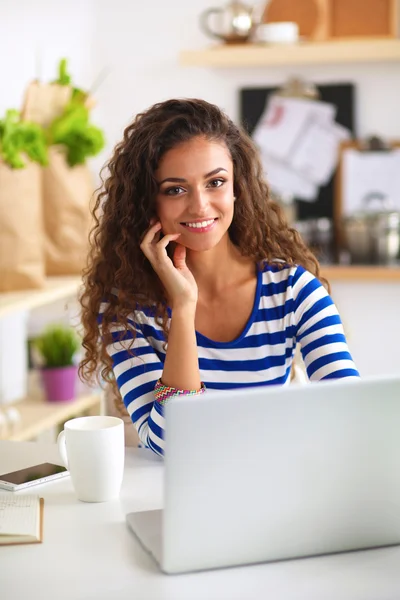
155 136 235 252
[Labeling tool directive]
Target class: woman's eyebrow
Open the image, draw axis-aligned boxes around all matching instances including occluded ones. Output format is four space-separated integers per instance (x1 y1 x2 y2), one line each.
204 167 227 178
158 167 227 186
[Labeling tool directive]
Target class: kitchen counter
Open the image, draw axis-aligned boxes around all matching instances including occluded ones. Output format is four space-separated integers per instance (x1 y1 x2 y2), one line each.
320 265 400 282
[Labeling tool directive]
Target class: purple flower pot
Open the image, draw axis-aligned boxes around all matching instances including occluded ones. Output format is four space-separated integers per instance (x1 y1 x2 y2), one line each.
41 365 78 402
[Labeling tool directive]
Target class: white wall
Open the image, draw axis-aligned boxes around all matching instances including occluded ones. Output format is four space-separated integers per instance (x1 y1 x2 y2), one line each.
331 282 400 376
0 0 95 113
2 0 400 161
0 0 399 376
89 0 400 165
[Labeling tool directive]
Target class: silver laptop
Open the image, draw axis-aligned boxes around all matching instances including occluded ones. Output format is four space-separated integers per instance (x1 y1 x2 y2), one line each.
126 375 400 574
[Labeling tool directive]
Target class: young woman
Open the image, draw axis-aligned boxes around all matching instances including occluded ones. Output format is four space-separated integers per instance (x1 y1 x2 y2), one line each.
80 98 359 456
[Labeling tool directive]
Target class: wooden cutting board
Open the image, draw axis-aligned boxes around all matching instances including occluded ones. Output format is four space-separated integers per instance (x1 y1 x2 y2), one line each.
262 0 398 41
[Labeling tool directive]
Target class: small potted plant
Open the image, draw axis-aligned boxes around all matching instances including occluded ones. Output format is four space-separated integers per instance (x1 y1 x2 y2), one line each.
33 324 80 402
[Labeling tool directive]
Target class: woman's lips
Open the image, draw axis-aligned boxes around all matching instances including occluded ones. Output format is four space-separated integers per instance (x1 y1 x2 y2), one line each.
180 218 217 233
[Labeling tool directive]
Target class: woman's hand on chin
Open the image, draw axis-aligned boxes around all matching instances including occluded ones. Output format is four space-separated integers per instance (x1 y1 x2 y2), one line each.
140 221 198 310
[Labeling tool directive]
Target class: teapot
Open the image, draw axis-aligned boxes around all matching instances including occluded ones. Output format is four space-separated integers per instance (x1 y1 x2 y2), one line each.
200 1 255 44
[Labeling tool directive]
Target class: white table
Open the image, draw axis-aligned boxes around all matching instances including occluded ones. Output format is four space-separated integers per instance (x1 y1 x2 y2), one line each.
1 441 400 600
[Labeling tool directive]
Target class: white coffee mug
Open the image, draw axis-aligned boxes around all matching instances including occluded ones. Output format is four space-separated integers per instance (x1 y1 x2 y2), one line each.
255 22 299 44
57 415 125 502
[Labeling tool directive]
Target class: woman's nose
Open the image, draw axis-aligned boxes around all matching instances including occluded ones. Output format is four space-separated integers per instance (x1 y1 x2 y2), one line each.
189 189 209 215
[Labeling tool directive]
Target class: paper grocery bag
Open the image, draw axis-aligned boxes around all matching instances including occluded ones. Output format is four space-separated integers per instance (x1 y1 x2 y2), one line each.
21 81 72 127
0 160 45 291
42 147 94 275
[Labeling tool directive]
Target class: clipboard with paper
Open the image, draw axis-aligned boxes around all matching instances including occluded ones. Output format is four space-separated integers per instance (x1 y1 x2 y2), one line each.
240 80 355 224
334 137 400 260
251 78 351 203
335 138 400 218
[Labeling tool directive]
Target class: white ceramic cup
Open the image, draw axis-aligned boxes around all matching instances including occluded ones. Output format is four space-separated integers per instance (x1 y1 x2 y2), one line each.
57 415 125 502
255 22 299 44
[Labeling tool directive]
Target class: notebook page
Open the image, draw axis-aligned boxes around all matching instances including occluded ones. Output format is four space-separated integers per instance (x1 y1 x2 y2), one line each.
0 494 39 536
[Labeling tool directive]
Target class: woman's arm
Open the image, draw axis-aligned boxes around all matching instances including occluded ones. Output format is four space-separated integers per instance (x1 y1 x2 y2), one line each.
139 221 201 391
102 312 165 455
102 222 206 457
105 312 201 457
292 266 360 381
103 302 202 456
162 304 201 390
103 284 203 455
101 219 203 457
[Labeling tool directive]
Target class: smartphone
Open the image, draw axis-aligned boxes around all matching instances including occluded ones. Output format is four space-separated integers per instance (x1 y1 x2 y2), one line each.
0 462 69 491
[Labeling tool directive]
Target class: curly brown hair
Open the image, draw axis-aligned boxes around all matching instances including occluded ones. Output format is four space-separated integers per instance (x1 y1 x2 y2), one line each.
79 97 327 392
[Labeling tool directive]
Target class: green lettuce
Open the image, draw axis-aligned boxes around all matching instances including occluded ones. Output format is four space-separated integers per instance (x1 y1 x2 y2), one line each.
49 58 105 166
0 110 48 169
49 101 105 167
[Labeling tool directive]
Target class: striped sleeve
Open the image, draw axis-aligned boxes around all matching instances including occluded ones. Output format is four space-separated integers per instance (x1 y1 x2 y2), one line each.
99 304 166 456
292 266 360 381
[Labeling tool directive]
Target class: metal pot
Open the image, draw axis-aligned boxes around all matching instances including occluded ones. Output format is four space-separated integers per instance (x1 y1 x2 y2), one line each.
200 1 255 44
342 191 400 265
371 211 400 264
343 210 400 265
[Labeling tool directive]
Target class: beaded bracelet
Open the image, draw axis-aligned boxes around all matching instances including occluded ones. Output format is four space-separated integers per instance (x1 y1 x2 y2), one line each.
154 378 206 405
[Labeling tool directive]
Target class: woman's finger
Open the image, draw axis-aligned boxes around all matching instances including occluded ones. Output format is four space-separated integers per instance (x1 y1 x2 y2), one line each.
173 243 187 270
141 230 180 269
153 233 181 263
156 233 181 252
140 223 162 258
141 221 162 246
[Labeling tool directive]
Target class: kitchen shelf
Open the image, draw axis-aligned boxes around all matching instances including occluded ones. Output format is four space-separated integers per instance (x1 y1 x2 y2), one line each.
1 391 103 442
0 267 397 320
321 265 400 281
179 38 400 68
0 276 82 319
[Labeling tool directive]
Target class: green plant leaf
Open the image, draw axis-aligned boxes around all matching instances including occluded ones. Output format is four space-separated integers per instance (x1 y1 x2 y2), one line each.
49 102 105 166
33 324 80 368
53 58 71 86
0 109 48 169
47 57 105 166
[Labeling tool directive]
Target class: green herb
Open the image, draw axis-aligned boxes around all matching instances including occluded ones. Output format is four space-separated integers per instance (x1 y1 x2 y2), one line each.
53 58 72 86
52 58 85 101
33 324 80 368
49 58 105 166
49 102 105 166
0 110 48 169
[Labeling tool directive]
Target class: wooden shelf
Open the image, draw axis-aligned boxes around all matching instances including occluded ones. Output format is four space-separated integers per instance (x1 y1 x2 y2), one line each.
180 38 400 68
0 276 82 319
1 391 103 442
0 267 397 321
321 265 400 281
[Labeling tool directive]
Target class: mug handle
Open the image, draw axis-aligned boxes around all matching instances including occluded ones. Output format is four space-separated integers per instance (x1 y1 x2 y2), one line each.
200 7 224 41
57 430 69 469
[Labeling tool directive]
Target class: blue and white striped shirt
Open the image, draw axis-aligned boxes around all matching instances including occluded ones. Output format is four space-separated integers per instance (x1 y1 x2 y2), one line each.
101 263 359 455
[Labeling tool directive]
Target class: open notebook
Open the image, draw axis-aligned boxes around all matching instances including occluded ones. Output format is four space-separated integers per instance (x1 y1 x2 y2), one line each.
0 494 44 546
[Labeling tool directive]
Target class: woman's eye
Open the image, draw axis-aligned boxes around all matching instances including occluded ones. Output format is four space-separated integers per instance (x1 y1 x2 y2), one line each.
165 186 184 196
208 178 225 188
